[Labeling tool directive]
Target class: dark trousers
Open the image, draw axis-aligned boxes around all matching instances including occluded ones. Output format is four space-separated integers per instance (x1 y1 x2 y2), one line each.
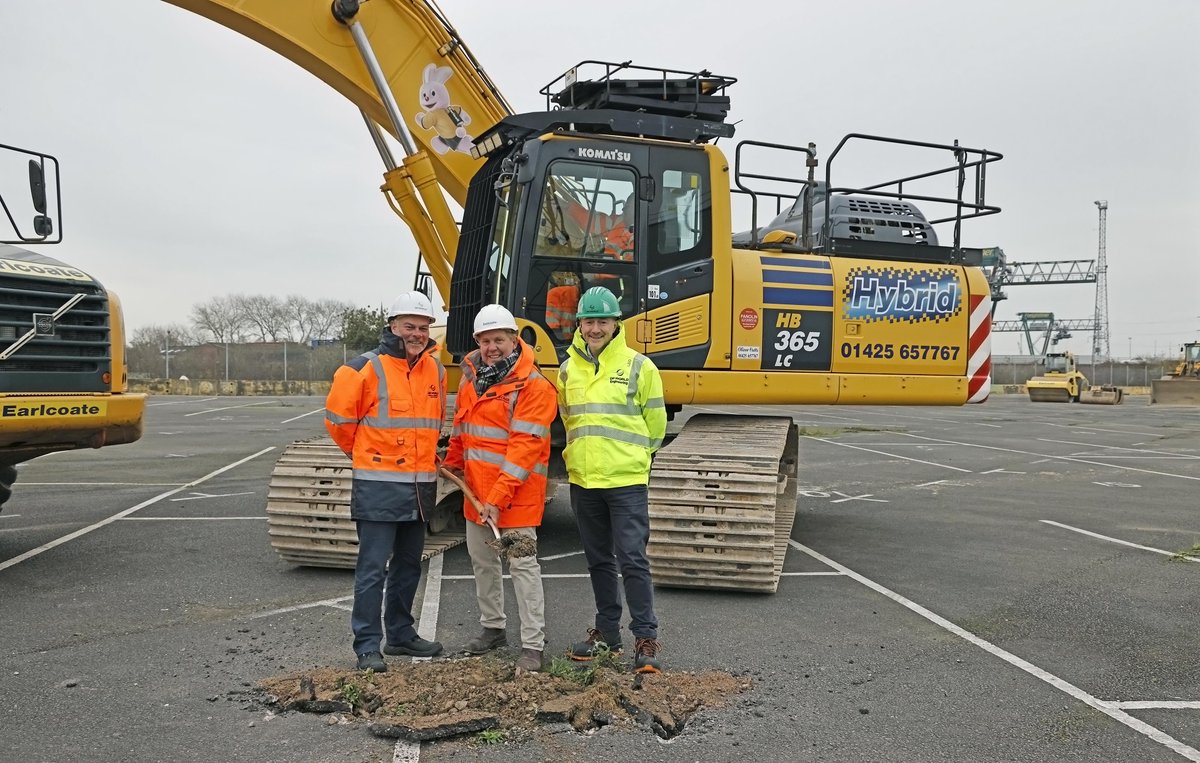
351 519 426 655
570 483 658 641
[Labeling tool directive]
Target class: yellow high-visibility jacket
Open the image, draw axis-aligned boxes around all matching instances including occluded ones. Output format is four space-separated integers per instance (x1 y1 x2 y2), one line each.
557 327 666 489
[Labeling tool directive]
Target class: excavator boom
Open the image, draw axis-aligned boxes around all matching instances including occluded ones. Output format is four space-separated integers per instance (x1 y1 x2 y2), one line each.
165 0 509 206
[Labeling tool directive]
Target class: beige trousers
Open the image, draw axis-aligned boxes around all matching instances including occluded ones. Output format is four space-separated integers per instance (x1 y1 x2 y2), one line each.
465 521 545 650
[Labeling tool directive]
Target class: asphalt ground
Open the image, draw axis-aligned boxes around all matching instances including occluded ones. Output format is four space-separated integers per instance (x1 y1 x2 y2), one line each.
1 394 1197 762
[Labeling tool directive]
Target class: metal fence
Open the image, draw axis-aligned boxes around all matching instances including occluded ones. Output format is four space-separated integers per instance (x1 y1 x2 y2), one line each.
991 358 1176 388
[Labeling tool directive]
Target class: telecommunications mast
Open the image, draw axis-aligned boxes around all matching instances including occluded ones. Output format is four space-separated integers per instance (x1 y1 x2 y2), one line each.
1092 200 1110 359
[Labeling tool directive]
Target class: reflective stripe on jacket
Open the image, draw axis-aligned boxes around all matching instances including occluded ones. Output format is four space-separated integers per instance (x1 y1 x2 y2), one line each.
557 326 666 489
443 339 556 528
324 332 446 521
546 285 580 340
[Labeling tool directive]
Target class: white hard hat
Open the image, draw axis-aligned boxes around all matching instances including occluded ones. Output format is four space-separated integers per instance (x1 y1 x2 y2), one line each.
387 291 436 321
473 304 518 337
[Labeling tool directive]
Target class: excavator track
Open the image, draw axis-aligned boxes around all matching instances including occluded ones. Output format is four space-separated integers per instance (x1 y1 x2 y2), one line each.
647 415 799 593
266 437 464 569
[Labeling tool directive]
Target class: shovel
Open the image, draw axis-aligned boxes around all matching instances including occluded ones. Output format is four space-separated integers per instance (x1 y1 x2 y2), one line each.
438 467 537 559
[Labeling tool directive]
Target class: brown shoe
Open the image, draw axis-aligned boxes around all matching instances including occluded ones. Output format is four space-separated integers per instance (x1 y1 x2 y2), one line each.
634 637 662 673
463 627 507 655
515 648 543 673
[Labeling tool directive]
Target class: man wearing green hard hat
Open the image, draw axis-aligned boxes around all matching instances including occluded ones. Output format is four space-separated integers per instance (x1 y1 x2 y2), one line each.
555 286 667 673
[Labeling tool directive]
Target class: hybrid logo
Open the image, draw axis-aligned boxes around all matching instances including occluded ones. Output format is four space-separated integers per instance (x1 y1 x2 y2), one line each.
844 268 961 324
577 147 632 162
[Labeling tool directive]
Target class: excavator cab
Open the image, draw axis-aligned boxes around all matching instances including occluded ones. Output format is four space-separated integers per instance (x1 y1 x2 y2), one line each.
447 64 725 362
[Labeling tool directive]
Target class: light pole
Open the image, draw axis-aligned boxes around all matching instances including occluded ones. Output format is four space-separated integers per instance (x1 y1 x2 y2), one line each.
1128 336 1132 359
165 330 171 379
224 341 230 381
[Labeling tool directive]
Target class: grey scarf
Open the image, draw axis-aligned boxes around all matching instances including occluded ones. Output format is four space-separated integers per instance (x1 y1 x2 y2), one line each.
474 344 522 395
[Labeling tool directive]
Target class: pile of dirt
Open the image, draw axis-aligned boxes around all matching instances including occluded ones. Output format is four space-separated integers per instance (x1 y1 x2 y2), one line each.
258 654 750 743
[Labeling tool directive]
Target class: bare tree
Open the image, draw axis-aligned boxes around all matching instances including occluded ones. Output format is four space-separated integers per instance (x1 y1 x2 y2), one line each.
311 298 354 342
130 323 200 348
236 294 290 342
191 296 247 343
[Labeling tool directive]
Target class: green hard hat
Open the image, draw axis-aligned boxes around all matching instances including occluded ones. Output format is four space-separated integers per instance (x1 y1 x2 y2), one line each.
576 286 622 319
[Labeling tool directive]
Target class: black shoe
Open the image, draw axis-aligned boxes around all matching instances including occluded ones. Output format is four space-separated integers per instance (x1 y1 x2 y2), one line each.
384 636 443 657
569 628 622 661
355 651 387 672
634 637 662 673
463 627 507 655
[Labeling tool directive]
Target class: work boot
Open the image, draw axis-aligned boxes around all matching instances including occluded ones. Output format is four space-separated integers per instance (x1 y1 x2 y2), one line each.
634 638 662 673
463 627 508 655
355 651 387 673
569 628 622 661
515 648 543 673
383 636 443 658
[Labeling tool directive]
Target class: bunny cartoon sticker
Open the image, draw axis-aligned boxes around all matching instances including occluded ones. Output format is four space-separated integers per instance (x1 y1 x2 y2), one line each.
415 63 475 155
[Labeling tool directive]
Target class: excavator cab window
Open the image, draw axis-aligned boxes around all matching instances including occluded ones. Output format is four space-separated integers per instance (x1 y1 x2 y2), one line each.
1187 344 1200 362
524 159 640 351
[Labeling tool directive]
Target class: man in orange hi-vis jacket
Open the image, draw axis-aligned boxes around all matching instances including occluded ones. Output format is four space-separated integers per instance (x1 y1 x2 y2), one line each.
324 291 446 673
443 304 557 673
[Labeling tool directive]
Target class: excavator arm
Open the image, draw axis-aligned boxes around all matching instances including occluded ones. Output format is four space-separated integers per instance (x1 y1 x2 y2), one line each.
164 0 512 299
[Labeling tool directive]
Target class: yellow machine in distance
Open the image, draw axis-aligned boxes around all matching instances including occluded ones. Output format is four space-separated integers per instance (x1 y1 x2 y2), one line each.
0 143 146 510
1151 341 1200 405
1026 351 1123 405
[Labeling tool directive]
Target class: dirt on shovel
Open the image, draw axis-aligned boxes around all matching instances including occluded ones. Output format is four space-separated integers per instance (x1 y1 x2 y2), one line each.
440 467 538 560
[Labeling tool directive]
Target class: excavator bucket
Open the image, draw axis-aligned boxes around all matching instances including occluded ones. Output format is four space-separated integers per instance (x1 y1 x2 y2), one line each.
1080 385 1124 405
1151 379 1200 405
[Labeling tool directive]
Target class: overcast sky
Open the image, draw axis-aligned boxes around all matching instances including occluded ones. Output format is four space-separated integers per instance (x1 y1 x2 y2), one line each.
2 0 1197 358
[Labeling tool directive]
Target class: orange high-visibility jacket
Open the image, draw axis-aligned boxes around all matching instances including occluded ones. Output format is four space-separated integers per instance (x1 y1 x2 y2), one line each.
546 285 580 340
443 339 556 528
324 335 446 521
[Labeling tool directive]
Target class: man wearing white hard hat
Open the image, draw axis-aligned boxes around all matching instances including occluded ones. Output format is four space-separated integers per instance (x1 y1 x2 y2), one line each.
325 291 447 672
443 304 556 672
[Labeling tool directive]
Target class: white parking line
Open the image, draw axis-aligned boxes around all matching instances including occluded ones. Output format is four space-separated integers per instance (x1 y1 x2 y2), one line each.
538 550 584 561
1045 423 1164 438
0 447 275 573
788 539 1200 761
184 401 273 417
1039 520 1200 564
1107 701 1200 710
119 516 266 521
148 397 220 407
18 482 183 487
1039 438 1200 460
169 491 256 502
897 433 1200 482
805 437 972 472
249 595 354 619
281 408 324 424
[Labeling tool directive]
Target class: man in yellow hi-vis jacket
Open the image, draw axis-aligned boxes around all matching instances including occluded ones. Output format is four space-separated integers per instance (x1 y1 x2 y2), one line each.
556 286 667 673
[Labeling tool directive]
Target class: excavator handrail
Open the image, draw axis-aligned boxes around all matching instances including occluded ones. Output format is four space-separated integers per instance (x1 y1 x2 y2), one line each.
823 133 1003 251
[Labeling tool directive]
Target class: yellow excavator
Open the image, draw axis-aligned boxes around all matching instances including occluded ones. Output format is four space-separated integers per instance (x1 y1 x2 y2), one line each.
1151 341 1200 405
162 0 1003 592
1026 351 1123 404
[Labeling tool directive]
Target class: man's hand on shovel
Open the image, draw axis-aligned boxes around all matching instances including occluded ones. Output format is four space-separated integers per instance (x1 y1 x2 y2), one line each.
438 466 501 540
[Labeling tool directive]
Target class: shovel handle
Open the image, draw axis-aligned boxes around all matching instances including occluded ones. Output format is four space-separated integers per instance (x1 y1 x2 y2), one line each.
438 466 500 539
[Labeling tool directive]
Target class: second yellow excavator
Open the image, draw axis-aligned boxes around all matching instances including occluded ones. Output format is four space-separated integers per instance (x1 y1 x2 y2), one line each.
167 0 1004 592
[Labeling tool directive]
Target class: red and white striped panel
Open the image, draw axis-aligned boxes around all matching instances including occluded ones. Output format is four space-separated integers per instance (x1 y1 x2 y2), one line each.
967 293 991 403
